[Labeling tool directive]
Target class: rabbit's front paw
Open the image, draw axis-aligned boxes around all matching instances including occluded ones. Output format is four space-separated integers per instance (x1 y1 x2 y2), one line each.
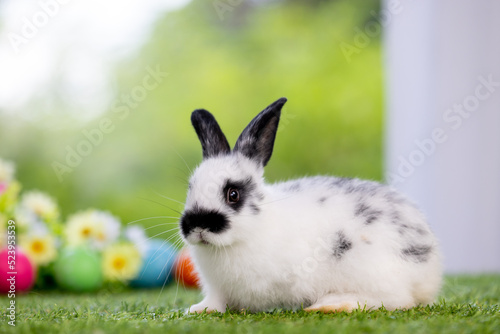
187 297 227 314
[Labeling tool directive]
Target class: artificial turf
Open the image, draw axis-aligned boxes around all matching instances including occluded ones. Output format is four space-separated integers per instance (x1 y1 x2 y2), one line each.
1 275 499 334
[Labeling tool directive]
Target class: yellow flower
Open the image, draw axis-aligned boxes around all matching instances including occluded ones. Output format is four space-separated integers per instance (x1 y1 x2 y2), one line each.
65 210 120 250
20 234 58 266
65 211 99 247
102 243 142 281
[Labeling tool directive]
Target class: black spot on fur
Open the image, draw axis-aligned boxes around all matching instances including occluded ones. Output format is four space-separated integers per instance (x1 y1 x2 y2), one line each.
286 182 302 192
355 203 383 225
333 231 353 260
345 185 357 194
390 211 401 225
385 191 406 205
416 227 428 235
397 223 411 236
355 203 369 215
318 197 327 204
393 213 429 237
402 245 432 263
330 177 353 188
390 211 429 237
331 178 381 197
180 208 229 237
222 177 256 212
249 203 261 215
357 183 380 196
365 215 379 225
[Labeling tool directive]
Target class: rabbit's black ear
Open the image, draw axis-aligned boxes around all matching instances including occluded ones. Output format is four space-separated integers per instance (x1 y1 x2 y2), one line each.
191 109 231 159
234 97 287 167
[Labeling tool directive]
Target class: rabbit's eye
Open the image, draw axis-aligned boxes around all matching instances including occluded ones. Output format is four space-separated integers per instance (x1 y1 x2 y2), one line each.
227 188 240 204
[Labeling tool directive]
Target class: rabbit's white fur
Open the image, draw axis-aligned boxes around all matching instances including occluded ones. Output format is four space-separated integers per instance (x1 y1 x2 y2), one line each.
181 98 442 313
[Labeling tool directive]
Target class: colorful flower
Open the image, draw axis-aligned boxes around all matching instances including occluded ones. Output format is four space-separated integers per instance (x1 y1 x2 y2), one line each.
20 233 58 266
65 210 120 250
92 211 121 249
102 243 142 281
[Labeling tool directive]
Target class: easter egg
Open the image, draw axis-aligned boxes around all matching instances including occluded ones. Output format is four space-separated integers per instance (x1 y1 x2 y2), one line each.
174 248 200 288
0 247 36 294
54 247 102 292
131 239 178 288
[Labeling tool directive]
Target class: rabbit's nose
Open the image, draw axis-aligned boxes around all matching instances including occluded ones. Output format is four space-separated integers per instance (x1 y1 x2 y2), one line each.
180 208 229 237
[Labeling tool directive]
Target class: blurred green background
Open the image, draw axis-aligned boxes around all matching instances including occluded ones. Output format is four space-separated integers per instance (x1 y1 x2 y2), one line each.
0 0 382 240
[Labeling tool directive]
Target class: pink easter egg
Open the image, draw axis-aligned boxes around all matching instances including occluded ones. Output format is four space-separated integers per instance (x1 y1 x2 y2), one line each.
0 247 36 294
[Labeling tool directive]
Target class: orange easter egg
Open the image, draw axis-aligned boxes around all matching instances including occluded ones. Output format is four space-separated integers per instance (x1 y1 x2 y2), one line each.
174 248 200 288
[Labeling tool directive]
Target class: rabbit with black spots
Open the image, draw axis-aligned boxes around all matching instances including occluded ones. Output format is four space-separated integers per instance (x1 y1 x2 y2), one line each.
180 98 442 313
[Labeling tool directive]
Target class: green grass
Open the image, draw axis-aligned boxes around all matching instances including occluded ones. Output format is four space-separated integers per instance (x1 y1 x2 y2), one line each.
2 275 499 334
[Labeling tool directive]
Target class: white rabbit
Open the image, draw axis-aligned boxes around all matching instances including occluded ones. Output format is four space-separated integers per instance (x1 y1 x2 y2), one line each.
180 98 442 313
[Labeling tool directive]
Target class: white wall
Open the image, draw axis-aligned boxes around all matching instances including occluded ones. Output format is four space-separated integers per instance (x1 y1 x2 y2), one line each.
384 0 500 272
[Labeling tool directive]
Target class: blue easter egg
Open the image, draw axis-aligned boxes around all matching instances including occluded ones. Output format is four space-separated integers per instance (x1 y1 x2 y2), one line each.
131 239 178 288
